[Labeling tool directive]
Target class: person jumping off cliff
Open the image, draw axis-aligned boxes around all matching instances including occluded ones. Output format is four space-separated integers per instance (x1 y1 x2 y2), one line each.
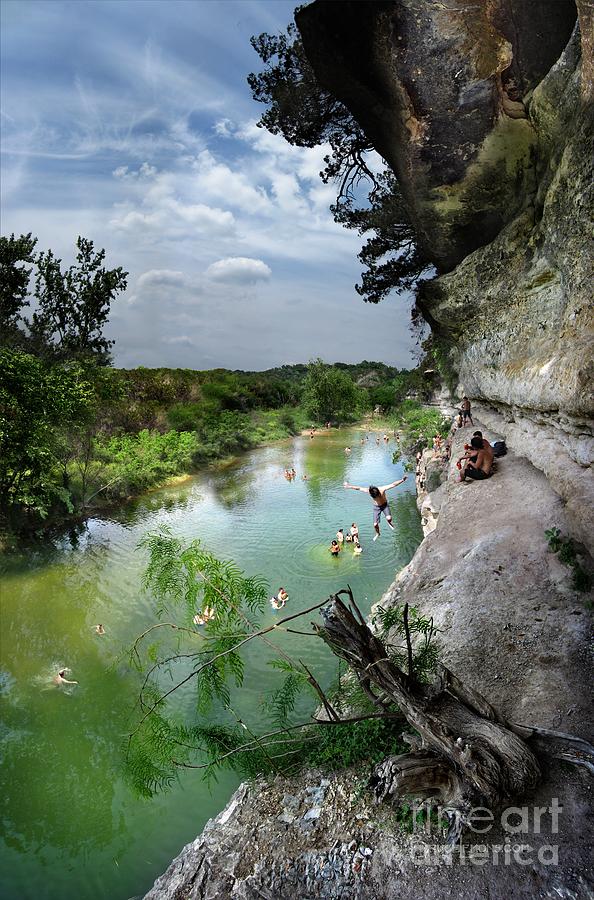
343 477 407 540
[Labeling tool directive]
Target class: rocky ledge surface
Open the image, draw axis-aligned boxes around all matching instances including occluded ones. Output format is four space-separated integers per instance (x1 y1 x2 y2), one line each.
143 424 592 900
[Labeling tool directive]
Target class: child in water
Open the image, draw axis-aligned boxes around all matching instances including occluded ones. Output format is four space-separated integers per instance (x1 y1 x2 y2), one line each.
193 606 215 626
271 587 289 609
354 540 363 555
329 540 341 556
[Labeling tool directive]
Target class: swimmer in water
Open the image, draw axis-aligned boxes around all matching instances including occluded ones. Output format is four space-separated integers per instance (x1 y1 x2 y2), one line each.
271 587 289 609
53 669 78 687
329 540 341 556
95 624 105 635
354 540 363 555
193 606 215 626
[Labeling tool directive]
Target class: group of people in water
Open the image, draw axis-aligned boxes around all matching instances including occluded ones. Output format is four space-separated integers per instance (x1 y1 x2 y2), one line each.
51 624 106 689
284 467 307 481
329 523 363 556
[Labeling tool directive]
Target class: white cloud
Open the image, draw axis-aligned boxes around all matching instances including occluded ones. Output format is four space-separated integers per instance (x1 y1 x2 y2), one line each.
113 162 158 180
205 257 271 284
137 269 185 287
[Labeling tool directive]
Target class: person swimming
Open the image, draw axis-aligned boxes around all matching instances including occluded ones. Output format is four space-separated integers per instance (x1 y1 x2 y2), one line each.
193 606 215 626
95 624 105 635
271 587 289 609
53 668 78 687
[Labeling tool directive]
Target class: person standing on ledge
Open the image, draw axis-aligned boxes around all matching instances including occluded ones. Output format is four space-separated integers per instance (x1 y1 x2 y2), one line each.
460 396 473 426
343 476 407 540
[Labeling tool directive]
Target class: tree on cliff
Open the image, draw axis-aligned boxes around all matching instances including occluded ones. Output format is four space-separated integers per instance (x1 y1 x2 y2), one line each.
248 25 429 303
126 533 592 840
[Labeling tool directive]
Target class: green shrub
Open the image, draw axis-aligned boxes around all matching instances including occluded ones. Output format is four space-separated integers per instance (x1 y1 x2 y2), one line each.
545 527 592 595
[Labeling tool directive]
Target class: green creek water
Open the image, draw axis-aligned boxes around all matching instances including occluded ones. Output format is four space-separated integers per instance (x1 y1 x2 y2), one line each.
0 427 423 900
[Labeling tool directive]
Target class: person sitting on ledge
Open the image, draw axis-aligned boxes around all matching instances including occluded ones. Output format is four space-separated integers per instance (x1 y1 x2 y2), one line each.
473 431 494 467
460 436 492 480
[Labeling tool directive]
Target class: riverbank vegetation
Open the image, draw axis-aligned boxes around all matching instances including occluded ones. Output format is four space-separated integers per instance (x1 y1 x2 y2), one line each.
1 231 438 539
127 533 592 835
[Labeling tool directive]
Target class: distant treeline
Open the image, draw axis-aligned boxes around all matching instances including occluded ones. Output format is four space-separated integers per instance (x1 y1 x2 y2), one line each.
0 232 436 539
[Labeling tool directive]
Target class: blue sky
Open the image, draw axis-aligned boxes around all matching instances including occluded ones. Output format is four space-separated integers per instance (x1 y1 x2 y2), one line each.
1 0 419 370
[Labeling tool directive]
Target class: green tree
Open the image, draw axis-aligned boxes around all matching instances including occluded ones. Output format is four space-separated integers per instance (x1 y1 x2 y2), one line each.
302 358 362 423
29 236 128 364
0 349 94 522
0 232 37 342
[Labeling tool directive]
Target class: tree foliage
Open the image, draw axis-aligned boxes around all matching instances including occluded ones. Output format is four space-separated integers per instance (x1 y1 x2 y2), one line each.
248 22 427 302
125 532 438 796
29 237 128 364
0 233 127 364
248 24 375 199
301 358 362 423
331 172 428 303
0 349 94 519
0 233 37 336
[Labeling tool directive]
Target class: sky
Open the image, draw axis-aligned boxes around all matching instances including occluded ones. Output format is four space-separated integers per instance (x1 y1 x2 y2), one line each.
1 0 420 371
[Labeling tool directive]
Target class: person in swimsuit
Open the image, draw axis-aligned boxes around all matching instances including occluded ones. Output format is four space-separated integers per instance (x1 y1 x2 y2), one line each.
460 396 474 426
329 540 341 556
472 431 494 467
459 436 492 480
53 669 78 687
193 606 215 625
271 588 289 609
343 476 408 540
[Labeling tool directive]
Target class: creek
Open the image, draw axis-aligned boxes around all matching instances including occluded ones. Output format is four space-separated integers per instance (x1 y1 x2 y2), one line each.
0 427 423 900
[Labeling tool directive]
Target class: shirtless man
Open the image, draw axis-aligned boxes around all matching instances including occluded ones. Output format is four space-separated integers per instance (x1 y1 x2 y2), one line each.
344 476 407 540
473 431 494 468
460 435 492 480
460 396 473 426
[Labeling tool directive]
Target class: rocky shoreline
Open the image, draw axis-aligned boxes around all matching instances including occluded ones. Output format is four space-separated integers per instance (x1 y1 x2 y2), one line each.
142 422 593 900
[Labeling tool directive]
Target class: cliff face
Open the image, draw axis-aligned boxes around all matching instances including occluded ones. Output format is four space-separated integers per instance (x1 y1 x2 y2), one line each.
297 0 593 553
141 7 593 897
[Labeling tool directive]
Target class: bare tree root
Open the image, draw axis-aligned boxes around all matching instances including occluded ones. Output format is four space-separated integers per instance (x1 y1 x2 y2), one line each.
315 592 589 838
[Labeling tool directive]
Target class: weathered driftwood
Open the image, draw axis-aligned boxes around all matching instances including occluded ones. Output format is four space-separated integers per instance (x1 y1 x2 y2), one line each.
315 592 543 838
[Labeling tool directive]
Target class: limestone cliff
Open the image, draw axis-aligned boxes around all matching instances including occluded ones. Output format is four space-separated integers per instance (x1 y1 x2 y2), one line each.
141 6 593 898
296 0 593 554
